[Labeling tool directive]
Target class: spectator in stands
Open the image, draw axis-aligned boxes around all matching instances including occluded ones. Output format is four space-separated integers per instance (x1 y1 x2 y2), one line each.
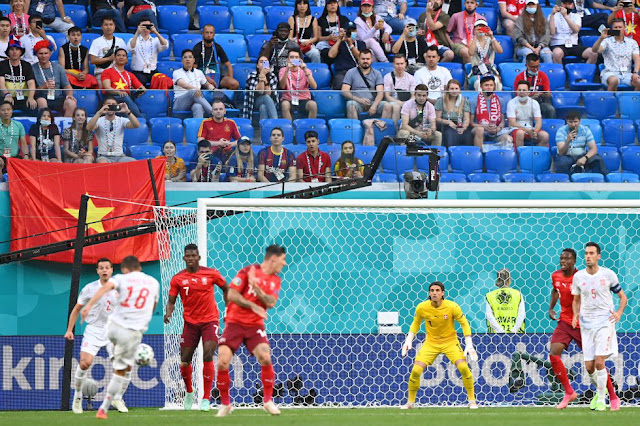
334 140 364 179
418 0 455 63
296 130 332 182
191 140 221 182
472 74 511 150
514 0 552 63
0 38 38 113
242 55 279 120
608 0 640 47
101 48 146 119
576 1 610 32
0 18 11 60
89 18 127 85
87 96 139 163
468 19 503 90
593 18 640 91
224 136 257 183
27 0 74 34
32 40 76 116
62 107 94 164
194 24 240 90
514 53 555 118
342 48 392 120
499 0 526 38
384 55 416 125
373 0 408 34
328 21 365 89
125 0 160 30
260 22 301 79
397 83 442 145
279 50 318 121
288 0 322 64
355 0 391 64
257 127 297 182
172 49 214 119
28 107 60 162
196 99 240 162
7 0 30 40
435 79 472 147
158 141 186 182
129 19 168 88
414 45 452 105
0 100 28 159
550 1 598 64
555 110 607 175
447 0 485 64
186 0 199 31
59 26 98 89
21 15 57 64
91 0 127 33
316 0 349 61
506 80 550 147
392 19 428 74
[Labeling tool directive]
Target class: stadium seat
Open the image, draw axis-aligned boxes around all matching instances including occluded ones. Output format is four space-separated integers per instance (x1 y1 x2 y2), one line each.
371 118 396 146
231 6 266 34
172 34 203 59
355 146 376 166
135 91 168 118
15 118 36 134
583 93 617 120
540 119 565 149
493 36 514 64
198 6 232 33
293 119 329 144
371 62 394 77
66 5 88 30
416 146 448 171
603 119 636 148
341 7 359 22
462 92 477 111
581 119 603 145
571 173 605 183
517 146 552 175
495 92 512 114
536 173 570 183
439 63 464 85
124 122 150 146
381 145 414 174
599 63 633 90
158 5 190 34
498 62 526 90
246 34 271 61
306 63 331 89
598 146 620 173
264 6 290 31
580 35 599 48
328 119 363 145
149 117 184 144
314 91 347 119
477 7 498 31
234 117 254 139
551 92 584 119
310 6 323 20
617 93 640 120
621 146 640 174
283 143 307 157
184 118 204 144
156 60 182 77
232 63 256 89
484 149 517 176
606 172 640 183
539 63 566 91
176 143 197 165
440 172 468 182
214 34 247 63
406 7 423 21
129 144 162 160
503 172 535 182
74 90 99 116
82 33 100 49
327 146 342 164
50 33 67 52
372 173 400 183
565 63 601 91
468 172 501 183
260 119 294 145
448 146 483 175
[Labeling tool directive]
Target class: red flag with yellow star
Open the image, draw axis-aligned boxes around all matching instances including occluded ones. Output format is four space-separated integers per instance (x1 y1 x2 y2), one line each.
7 158 166 264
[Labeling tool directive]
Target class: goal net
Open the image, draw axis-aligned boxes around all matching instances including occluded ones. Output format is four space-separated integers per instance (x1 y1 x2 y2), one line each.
156 199 640 408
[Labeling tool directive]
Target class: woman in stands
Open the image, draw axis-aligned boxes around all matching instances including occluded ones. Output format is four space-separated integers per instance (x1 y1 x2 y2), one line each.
242 55 279 120
29 108 61 162
435 79 473 147
354 0 391 63
334 140 364 179
224 136 257 182
468 19 503 90
513 0 552 63
7 0 29 40
157 140 186 182
316 0 350 61
288 0 321 63
62 107 94 163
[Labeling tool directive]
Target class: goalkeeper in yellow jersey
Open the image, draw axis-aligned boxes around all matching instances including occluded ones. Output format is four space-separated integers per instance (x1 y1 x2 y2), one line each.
400 281 479 410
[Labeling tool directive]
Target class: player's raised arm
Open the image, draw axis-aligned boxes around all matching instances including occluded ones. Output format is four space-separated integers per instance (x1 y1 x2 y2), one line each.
64 303 84 340
80 280 116 322
402 309 423 356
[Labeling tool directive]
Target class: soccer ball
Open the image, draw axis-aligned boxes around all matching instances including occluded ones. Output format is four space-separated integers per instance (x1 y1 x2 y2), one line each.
135 343 154 366
82 378 99 398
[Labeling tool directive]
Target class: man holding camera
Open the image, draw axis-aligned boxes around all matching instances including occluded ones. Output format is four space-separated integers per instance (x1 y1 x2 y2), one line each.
328 21 366 90
397 84 441 145
608 0 640 46
101 48 147 119
342 48 392 120
260 22 301 79
392 19 429 74
128 19 168 88
21 16 58 65
28 0 74 34
279 50 318 121
191 140 221 183
593 17 640 91
87 97 139 164
555 110 607 175
193 25 239 91
89 18 127 86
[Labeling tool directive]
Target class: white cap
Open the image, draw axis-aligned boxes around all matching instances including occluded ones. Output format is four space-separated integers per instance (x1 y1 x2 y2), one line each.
526 0 539 4
474 19 489 27
405 18 417 27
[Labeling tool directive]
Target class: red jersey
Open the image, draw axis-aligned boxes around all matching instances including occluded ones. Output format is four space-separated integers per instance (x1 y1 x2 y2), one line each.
226 264 281 328
197 118 240 143
514 70 550 93
499 0 526 18
551 268 578 327
296 150 332 182
169 266 227 324
101 67 143 94
615 10 640 46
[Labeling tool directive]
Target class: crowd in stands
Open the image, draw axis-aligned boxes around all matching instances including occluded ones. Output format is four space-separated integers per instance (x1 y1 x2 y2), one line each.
0 0 639 184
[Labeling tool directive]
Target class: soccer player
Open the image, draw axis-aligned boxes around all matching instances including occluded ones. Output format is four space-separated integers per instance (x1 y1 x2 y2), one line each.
80 255 160 420
215 245 287 417
163 243 229 412
65 258 128 414
401 281 479 409
571 242 627 412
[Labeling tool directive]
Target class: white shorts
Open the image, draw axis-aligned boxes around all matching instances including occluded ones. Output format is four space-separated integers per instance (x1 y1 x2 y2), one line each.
580 323 618 362
601 71 633 87
80 325 114 358
106 320 143 370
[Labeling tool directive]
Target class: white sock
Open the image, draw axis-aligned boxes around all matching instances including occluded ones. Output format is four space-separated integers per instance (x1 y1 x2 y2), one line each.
115 372 132 400
74 367 87 398
589 371 598 387
100 375 126 412
596 368 607 398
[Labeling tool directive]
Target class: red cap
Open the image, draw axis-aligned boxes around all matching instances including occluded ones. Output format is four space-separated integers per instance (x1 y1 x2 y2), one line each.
361 0 374 5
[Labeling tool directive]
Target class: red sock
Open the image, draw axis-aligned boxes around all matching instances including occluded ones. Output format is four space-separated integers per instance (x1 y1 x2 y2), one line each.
550 355 574 395
202 361 214 401
180 364 193 394
607 369 618 399
217 369 231 405
261 364 275 403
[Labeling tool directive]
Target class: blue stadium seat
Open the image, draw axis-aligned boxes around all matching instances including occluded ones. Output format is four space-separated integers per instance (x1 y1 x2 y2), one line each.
468 172 501 183
494 36 514 64
50 33 67 52
571 173 605 183
565 63 601 91
498 62 526 91
232 63 256 89
621 146 640 174
503 172 535 182
484 149 517 176
372 173 400 183
449 146 483 175
0 4 10 15
15 118 36 134
306 63 331 89
158 5 190 34
372 118 396 146
314 91 347 119
172 34 203 58
439 63 464 85
582 119 603 145
371 62 394 77
310 6 323 20
184 118 204 144
517 146 552 175
176 143 197 165
282 143 307 157
156 60 182 77
539 63 566 91
246 34 271 61
124 122 149 146
74 90 99 116
462 92 477 111
327 146 342 164
264 6 290 31
583 93 617 121
551 92 584 119
495 92 512 114
580 35 600 48
416 146 449 171
440 172 468 182
477 7 498 31
82 33 100 49
617 93 640 120
234 117 254 139
406 7 423 21
129 144 162 160
381 145 414 174
260 119 294 145
598 146 620 173
541 7 554 18
328 119 363 144
66 5 88 30
214 34 247 63
198 6 232 32
355 146 377 166
231 6 266 35
606 172 640 183
603 119 636 148
540 119 565 149
537 173 570 183
135 91 168 118
341 7 359 23
149 117 184 144
293 119 329 144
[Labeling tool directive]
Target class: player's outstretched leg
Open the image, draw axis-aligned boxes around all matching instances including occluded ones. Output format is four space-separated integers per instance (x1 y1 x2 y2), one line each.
216 345 234 418
549 354 577 409
402 363 424 409
110 371 130 413
456 361 477 409
97 373 128 419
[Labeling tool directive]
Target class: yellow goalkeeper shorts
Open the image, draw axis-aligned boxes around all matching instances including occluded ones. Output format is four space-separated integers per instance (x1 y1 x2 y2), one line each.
415 340 465 366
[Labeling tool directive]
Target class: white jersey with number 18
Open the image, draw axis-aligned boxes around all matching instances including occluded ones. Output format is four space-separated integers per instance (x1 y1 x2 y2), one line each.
109 271 160 333
571 266 621 329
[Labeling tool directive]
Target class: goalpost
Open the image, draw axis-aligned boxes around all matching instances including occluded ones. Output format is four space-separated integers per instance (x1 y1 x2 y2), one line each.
155 199 640 408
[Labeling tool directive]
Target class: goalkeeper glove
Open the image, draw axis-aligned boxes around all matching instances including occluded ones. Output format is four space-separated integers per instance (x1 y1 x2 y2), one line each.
401 332 415 356
464 336 478 362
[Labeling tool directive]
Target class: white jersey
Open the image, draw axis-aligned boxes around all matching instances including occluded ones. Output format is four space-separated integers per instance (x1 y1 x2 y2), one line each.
77 280 118 328
571 266 621 329
109 271 160 333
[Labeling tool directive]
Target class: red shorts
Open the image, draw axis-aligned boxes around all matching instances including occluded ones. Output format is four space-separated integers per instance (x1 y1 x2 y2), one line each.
219 322 269 354
180 321 219 348
512 129 532 141
550 320 582 349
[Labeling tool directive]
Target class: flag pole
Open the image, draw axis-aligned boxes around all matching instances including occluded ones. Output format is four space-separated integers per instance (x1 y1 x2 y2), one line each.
147 159 160 207
61 194 90 411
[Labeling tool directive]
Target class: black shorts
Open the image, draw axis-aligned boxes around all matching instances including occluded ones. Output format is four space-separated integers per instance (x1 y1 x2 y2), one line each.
551 44 588 58
283 99 310 114
35 94 66 112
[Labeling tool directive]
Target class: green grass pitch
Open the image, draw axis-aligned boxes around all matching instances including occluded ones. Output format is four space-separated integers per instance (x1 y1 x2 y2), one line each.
2 407 640 426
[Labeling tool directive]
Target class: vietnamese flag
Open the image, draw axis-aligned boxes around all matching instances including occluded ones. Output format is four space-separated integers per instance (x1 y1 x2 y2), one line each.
7 158 166 264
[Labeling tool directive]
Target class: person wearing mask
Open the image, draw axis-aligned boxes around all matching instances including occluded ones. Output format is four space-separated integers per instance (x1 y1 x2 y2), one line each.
328 21 366 89
514 0 552 63
514 53 555 118
355 0 391 63
28 107 61 162
471 74 511 150
506 80 550 147
468 19 503 90
392 18 428 74
447 0 485 64
418 0 455 63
